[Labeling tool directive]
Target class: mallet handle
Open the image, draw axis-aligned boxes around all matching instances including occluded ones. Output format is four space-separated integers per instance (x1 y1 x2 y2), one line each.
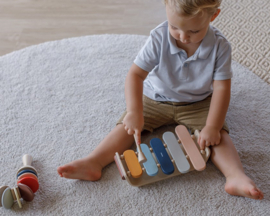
134 135 147 163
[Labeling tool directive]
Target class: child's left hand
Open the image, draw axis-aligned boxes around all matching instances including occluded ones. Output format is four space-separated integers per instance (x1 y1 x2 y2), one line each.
198 125 221 150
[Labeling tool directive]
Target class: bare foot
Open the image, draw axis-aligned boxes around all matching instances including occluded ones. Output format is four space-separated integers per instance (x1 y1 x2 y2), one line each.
225 174 264 200
57 157 102 181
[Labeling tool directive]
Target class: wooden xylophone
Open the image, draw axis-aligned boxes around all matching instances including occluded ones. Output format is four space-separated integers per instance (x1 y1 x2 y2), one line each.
114 125 211 187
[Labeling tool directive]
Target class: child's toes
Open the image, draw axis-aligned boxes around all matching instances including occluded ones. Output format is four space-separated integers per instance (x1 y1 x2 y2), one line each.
57 167 63 175
257 189 264 200
250 188 263 200
57 166 69 176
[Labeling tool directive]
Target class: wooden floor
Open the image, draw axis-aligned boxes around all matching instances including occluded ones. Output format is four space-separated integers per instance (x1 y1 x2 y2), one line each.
0 0 167 56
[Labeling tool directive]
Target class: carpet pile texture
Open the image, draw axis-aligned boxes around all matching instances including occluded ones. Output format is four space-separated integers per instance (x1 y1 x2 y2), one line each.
0 35 269 215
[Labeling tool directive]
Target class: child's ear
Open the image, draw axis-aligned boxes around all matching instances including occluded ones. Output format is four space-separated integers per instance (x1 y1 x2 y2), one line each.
210 9 220 22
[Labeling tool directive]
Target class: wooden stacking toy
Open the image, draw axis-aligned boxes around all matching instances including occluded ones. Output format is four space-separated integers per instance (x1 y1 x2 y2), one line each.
16 155 39 193
114 125 211 186
0 154 38 210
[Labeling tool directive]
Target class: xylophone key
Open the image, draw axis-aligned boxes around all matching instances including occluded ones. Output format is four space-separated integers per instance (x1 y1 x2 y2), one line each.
114 153 126 180
123 150 143 178
150 138 174 175
140 144 158 176
162 132 190 173
175 125 206 171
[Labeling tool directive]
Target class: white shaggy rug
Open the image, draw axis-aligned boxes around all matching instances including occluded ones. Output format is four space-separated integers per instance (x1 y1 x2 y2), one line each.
0 35 269 215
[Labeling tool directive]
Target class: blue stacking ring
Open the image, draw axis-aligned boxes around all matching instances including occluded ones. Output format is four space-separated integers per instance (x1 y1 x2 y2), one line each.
17 169 38 179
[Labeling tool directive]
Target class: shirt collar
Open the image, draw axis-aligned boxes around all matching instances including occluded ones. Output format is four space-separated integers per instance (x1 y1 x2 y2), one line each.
168 25 215 59
197 25 215 59
168 27 184 55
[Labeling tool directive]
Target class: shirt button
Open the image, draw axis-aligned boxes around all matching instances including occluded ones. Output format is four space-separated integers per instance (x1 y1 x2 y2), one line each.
184 63 188 67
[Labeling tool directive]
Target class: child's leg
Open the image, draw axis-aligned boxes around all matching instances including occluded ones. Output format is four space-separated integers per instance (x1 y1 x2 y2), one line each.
57 96 174 181
211 130 264 200
57 124 134 181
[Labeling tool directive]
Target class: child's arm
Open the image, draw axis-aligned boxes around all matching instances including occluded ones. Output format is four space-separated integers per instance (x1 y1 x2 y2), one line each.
198 79 231 149
122 63 148 144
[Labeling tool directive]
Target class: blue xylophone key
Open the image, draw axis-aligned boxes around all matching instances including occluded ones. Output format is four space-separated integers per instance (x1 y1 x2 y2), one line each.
139 144 158 176
150 138 174 175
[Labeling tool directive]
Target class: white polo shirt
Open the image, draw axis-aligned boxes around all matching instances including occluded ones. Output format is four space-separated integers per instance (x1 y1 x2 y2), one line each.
134 21 233 102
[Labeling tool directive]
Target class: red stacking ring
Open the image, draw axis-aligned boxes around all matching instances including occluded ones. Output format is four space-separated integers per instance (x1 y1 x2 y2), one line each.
17 177 39 193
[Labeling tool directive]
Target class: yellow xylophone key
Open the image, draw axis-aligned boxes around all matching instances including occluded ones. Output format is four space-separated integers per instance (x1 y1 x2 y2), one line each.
123 150 143 178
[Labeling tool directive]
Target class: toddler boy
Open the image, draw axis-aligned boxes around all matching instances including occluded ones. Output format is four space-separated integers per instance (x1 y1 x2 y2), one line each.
58 0 263 200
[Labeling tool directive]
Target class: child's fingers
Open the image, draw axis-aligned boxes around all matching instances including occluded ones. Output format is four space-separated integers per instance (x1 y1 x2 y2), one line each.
124 125 129 132
205 141 211 147
199 138 206 150
124 125 134 135
128 128 135 135
198 135 202 149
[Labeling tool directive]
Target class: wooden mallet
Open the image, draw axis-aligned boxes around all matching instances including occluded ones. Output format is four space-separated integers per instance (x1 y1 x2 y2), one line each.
133 134 147 163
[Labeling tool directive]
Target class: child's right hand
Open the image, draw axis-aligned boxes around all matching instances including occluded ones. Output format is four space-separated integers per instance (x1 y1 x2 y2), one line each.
122 111 144 144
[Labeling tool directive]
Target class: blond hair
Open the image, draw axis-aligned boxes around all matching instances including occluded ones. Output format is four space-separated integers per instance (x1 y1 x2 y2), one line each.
164 0 221 17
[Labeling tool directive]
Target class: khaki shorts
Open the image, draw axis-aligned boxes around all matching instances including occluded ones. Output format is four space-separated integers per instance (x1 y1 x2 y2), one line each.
117 95 229 134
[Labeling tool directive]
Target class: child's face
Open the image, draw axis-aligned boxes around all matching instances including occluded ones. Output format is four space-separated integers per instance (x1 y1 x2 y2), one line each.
166 4 220 46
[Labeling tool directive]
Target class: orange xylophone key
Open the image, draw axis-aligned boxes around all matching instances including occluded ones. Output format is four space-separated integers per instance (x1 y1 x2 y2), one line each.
123 150 143 178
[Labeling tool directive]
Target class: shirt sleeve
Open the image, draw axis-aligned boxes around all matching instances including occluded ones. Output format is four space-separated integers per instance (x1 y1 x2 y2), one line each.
134 31 160 72
213 40 233 80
